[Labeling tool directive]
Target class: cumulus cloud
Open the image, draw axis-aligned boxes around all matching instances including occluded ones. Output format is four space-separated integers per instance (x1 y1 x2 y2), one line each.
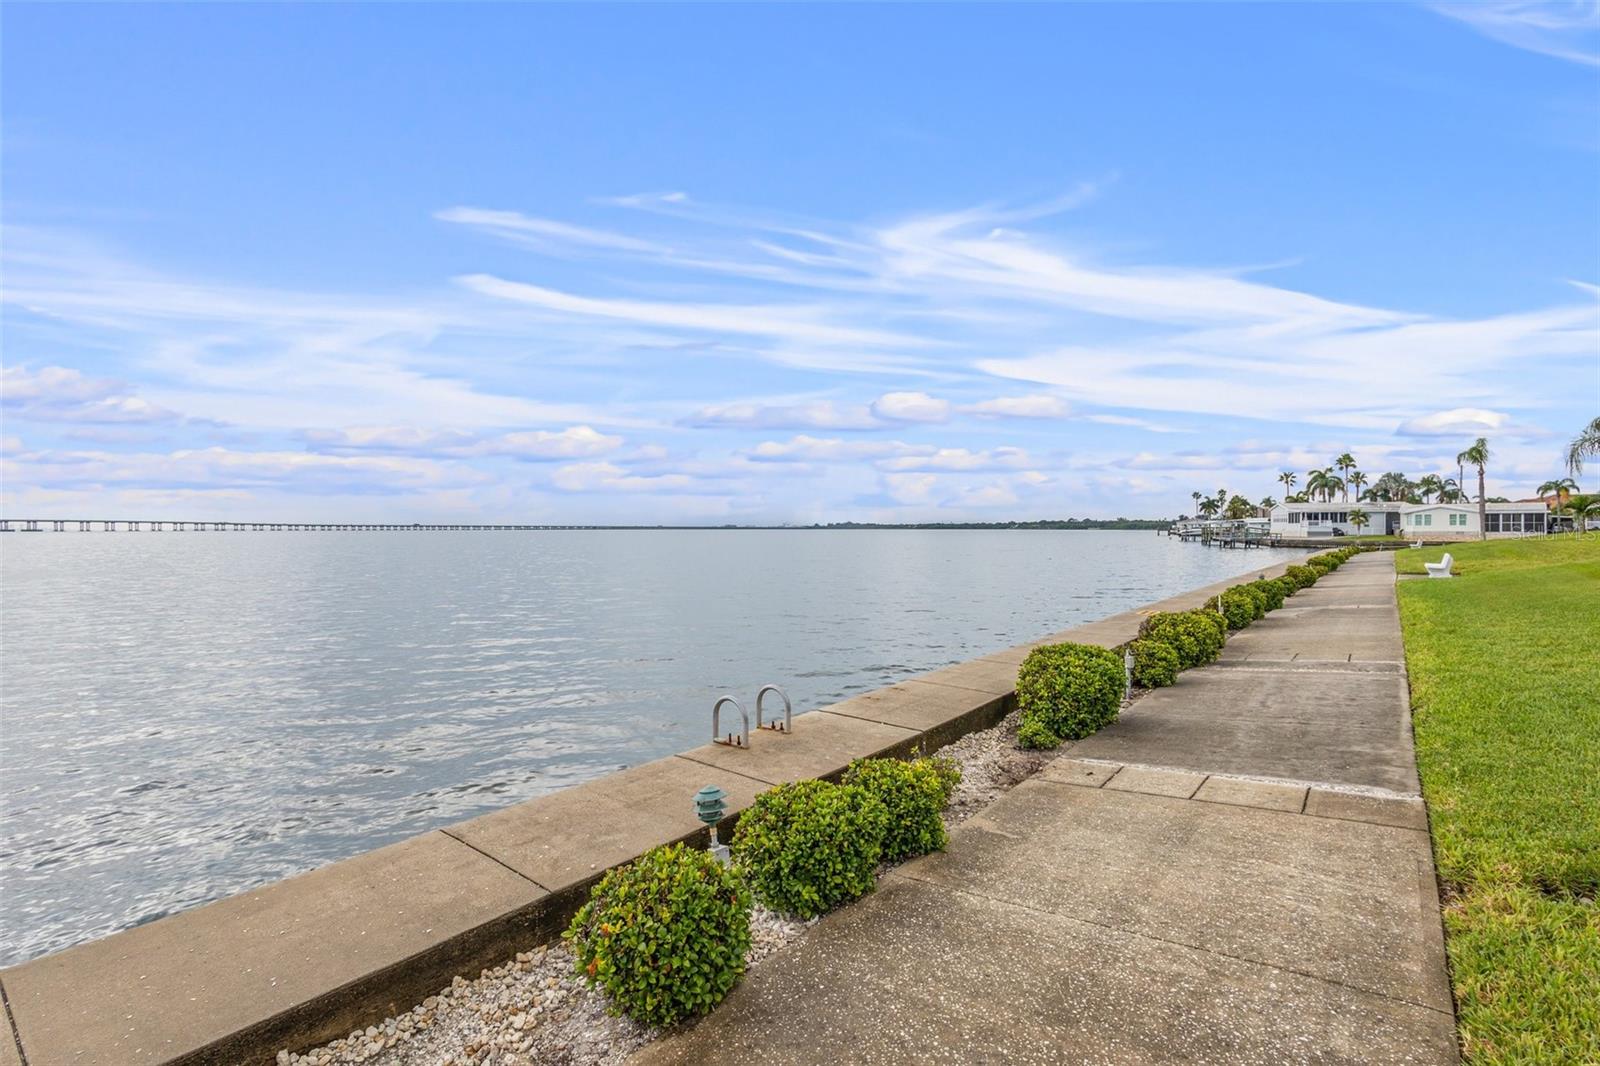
871 391 951 423
5 445 484 496
878 447 1033 472
478 426 624 460
1 365 182 424
550 461 695 493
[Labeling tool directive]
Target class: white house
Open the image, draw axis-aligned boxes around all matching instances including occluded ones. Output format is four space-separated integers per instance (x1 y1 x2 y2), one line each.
1268 500 1549 540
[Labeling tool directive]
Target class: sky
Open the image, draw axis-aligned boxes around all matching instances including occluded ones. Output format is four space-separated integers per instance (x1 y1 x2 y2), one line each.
3 2 1597 524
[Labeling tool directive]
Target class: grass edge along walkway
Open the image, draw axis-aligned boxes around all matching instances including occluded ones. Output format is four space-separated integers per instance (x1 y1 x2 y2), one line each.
1394 535 1599 1065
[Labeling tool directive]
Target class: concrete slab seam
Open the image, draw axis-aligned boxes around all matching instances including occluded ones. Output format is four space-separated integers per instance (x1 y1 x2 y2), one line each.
671 752 781 785
890 870 1457 1019
910 676 1017 697
662 756 787 791
0 977 28 1066
434 830 556 894
1057 759 1421 801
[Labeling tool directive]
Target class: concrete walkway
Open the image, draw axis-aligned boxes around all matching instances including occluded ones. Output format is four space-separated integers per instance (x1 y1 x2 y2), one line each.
634 553 1458 1065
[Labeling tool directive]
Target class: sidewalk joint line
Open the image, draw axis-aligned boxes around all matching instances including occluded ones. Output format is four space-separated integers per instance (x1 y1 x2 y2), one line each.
892 872 1456 1019
436 830 555 894
1 976 30 1066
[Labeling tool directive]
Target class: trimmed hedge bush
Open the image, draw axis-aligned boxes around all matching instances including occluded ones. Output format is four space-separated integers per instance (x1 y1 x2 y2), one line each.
732 779 887 918
1130 638 1180 688
1219 589 1256 630
1252 578 1286 612
924 755 962 805
1016 641 1126 744
566 842 752 1028
1017 715 1063 750
842 756 956 862
1142 610 1226 669
1284 564 1318 590
1240 584 1269 619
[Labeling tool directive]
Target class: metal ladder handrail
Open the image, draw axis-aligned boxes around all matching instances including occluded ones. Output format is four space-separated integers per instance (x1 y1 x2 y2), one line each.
755 684 792 733
711 695 749 748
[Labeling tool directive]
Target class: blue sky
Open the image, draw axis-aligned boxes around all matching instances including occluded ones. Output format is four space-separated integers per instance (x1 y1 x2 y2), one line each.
3 2 1597 522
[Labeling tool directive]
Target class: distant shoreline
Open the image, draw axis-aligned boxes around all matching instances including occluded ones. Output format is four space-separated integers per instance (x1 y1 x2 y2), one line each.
2 518 1173 532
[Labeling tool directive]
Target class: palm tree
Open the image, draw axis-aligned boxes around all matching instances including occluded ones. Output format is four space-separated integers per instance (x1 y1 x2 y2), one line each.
1567 416 1600 476
1348 507 1370 538
1457 437 1491 541
1192 491 1203 515
1334 453 1356 501
1306 468 1336 503
1439 476 1461 503
1347 470 1368 506
1418 474 1443 504
1578 497 1600 534
1198 498 1221 520
1537 477 1578 507
1557 493 1597 535
1278 470 1297 500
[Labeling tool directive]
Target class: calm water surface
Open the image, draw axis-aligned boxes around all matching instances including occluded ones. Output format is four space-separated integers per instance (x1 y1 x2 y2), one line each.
0 530 1301 964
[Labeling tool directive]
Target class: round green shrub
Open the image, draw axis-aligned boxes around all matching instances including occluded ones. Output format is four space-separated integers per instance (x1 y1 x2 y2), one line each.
1017 714 1063 750
1197 607 1230 642
1016 641 1126 741
1239 584 1269 619
1130 638 1180 688
1284 564 1318 590
842 757 952 862
1219 590 1256 630
1251 579 1286 612
731 779 887 918
565 842 751 1028
1140 611 1225 669
1270 576 1297 602
923 755 962 805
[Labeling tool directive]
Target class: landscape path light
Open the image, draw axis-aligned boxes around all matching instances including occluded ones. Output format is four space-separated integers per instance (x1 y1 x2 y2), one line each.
695 785 730 865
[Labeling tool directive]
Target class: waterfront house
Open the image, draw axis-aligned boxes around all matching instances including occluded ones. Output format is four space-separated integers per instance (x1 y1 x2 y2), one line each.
1267 500 1550 540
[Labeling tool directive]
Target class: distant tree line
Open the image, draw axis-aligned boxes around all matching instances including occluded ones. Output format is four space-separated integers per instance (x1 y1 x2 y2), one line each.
811 518 1170 530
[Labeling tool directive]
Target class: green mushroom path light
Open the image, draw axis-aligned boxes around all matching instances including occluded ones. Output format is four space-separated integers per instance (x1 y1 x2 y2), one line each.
695 784 731 865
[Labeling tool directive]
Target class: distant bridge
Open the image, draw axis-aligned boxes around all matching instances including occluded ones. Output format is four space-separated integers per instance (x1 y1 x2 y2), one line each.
0 519 615 533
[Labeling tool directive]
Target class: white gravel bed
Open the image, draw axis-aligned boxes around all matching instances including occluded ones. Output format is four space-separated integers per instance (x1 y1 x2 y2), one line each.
284 700 1095 1066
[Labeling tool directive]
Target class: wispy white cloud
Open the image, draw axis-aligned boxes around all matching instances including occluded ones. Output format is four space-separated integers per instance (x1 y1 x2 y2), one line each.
750 435 928 462
436 207 669 253
1431 1 1600 66
969 394 1070 419
684 400 880 430
1397 407 1512 436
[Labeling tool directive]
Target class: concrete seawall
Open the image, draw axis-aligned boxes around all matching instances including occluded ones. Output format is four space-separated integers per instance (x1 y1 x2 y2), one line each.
0 554 1314 1066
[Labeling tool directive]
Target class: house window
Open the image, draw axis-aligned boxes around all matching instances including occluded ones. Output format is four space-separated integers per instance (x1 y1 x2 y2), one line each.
1449 513 1466 527
1424 514 1433 526
1289 512 1302 524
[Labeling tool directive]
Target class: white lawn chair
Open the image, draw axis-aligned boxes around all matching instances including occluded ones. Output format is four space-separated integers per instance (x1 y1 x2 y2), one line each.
1424 553 1453 579
1410 539 1423 549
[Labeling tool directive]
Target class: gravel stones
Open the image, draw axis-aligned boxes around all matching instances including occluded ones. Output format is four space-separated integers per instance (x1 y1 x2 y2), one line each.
285 710 1049 1066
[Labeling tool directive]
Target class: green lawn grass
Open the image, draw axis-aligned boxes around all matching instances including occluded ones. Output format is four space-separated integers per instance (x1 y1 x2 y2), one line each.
1394 534 1599 1064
